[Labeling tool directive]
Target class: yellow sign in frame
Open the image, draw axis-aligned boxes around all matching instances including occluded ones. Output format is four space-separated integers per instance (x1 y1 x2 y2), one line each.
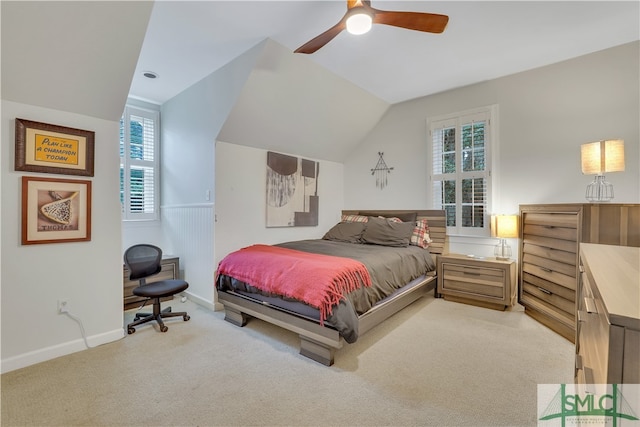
15 118 95 176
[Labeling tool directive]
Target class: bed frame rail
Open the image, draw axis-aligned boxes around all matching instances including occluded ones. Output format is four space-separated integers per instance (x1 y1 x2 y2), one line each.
358 274 436 335
218 290 343 365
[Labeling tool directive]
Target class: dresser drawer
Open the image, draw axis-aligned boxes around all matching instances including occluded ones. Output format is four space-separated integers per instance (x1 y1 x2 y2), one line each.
523 212 578 236
441 263 505 298
522 253 576 278
522 283 574 318
523 224 578 242
522 262 576 291
523 212 579 229
576 264 611 384
522 242 577 265
522 272 575 301
576 310 611 385
521 261 577 327
520 291 575 329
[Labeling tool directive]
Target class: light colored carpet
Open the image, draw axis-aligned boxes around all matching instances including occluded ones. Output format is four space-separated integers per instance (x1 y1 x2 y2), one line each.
1 295 574 426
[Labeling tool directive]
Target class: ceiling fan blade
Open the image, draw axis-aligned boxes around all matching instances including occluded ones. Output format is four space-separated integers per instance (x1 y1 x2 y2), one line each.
372 9 449 33
295 20 346 54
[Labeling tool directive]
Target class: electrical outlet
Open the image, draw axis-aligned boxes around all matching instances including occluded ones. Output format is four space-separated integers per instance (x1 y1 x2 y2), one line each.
58 299 69 314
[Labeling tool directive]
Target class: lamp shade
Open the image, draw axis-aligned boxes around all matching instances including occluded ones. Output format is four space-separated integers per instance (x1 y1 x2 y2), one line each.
581 139 625 175
491 215 519 238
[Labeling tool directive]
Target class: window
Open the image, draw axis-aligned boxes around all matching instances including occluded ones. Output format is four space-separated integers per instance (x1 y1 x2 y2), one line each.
429 106 495 236
120 106 159 221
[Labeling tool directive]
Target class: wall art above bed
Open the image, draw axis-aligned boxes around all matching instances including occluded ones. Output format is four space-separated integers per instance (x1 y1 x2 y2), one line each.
266 151 318 227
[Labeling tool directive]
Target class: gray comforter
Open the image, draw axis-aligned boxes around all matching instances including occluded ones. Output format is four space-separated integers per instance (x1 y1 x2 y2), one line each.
216 239 435 342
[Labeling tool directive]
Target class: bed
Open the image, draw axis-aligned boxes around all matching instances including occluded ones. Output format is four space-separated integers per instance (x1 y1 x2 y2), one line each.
215 209 447 366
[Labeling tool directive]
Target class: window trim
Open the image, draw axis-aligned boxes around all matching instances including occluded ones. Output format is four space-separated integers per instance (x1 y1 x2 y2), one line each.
427 105 498 237
120 105 160 222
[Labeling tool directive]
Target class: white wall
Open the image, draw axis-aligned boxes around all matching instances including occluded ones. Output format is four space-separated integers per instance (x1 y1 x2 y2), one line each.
344 42 640 258
152 41 266 309
1 101 124 373
214 141 344 268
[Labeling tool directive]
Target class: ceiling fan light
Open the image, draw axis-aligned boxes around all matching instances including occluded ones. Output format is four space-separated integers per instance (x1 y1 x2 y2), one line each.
346 12 372 35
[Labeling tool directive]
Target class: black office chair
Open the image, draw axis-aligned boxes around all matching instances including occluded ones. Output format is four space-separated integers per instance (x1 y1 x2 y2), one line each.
125 244 190 334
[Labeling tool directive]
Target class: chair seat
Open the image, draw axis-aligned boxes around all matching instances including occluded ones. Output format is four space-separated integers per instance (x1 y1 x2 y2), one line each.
132 279 188 298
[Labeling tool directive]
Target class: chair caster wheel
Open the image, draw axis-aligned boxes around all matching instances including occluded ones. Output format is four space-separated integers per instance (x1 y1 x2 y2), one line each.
183 315 190 321
160 325 168 332
128 327 135 334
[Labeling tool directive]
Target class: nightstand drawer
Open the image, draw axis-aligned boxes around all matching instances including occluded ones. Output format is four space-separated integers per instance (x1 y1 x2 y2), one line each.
441 263 505 298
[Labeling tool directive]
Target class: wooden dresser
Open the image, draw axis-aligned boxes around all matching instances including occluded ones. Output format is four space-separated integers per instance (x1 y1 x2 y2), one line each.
575 244 639 384
519 204 640 342
123 256 179 310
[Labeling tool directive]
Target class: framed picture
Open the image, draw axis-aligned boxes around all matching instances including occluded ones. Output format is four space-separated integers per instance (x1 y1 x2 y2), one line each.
21 176 92 245
15 118 95 176
266 151 319 227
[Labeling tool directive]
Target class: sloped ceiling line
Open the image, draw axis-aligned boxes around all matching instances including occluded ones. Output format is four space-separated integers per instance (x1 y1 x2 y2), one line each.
218 39 389 163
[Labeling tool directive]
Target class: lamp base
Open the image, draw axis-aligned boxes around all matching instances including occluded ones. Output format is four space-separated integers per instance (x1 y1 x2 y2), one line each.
585 175 614 203
494 239 512 260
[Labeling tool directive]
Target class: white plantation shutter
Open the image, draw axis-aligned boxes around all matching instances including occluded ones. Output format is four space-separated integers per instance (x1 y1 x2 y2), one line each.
120 106 159 220
429 107 493 236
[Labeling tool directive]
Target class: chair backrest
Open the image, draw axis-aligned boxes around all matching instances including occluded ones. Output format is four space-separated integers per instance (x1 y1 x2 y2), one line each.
124 244 163 281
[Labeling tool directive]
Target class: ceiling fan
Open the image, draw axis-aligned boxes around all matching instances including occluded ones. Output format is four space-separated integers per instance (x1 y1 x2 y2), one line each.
295 0 449 54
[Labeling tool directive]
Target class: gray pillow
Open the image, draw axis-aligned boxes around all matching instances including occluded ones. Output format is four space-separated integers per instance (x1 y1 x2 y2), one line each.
322 222 366 243
360 211 417 223
361 216 414 247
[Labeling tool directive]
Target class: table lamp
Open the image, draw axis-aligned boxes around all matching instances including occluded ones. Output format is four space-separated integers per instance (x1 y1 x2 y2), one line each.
491 215 518 260
581 139 625 202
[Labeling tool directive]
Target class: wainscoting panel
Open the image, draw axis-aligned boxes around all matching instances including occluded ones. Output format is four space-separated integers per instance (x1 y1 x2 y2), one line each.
161 204 215 308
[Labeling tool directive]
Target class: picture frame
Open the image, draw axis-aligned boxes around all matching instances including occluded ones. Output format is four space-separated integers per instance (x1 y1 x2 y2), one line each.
15 118 95 176
266 151 319 227
21 176 92 245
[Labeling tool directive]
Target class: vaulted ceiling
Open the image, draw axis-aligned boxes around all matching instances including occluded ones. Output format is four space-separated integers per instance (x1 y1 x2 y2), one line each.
1 1 153 121
3 1 639 163
130 1 640 105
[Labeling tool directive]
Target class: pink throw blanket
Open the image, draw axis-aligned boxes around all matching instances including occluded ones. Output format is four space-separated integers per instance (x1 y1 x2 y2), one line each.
216 244 372 323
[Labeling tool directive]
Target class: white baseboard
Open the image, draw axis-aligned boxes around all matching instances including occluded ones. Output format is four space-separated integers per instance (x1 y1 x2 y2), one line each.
1 328 124 374
183 291 223 311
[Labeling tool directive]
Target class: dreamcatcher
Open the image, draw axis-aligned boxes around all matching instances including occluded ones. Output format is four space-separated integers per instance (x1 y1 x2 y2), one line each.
371 152 393 189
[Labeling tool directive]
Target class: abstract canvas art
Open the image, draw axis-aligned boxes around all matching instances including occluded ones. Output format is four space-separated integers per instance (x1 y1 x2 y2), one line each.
266 151 319 227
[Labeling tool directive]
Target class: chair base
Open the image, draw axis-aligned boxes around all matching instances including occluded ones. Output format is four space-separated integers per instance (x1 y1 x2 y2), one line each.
127 298 189 334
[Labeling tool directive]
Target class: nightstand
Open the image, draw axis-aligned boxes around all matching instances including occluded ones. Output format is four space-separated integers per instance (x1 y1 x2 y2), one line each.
436 253 517 310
